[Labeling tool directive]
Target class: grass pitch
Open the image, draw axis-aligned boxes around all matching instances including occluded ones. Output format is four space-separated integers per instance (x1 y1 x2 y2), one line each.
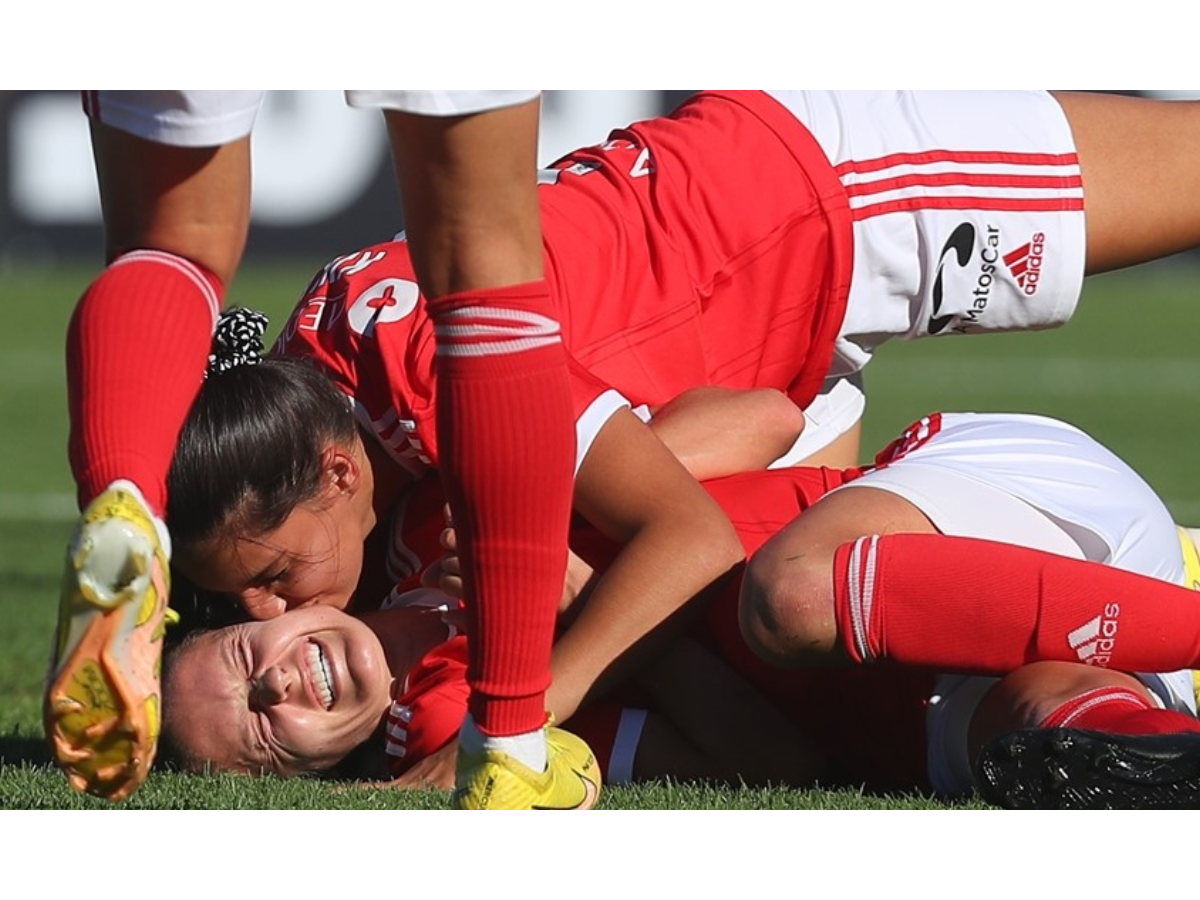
2 257 1198 811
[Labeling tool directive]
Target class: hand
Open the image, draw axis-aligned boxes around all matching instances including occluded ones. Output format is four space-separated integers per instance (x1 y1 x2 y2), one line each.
390 738 459 791
421 505 465 600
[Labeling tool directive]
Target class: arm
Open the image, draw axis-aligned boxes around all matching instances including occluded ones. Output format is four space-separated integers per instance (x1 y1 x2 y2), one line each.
647 387 808 481
546 407 745 722
421 508 594 616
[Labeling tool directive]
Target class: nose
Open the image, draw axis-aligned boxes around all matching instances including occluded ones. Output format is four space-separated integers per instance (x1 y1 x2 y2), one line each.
238 589 289 621
249 665 292 711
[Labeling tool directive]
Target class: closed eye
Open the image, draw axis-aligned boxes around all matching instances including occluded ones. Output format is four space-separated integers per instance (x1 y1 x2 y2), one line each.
258 567 289 586
238 636 253 678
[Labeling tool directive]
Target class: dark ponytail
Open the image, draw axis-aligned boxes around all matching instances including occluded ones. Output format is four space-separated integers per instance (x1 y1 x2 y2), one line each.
167 308 358 551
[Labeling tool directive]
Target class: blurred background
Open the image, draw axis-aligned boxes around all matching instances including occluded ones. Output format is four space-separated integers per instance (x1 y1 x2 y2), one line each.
4 90 1196 273
0 91 700 273
3 88 1199 491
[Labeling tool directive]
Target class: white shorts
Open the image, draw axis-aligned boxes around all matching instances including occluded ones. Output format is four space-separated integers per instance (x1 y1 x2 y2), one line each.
82 90 540 147
766 90 1087 379
768 373 866 467
834 411 1197 796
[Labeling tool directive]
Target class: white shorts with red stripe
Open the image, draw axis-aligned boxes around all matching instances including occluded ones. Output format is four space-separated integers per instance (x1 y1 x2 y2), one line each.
766 90 1086 378
833 411 1198 796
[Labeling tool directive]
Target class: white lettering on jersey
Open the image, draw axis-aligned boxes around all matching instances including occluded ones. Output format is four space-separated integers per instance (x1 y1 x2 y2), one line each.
385 702 413 759
335 249 387 279
630 147 653 178
353 401 429 476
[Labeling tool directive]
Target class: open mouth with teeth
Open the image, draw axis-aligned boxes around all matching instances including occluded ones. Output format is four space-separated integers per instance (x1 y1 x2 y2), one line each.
306 641 336 710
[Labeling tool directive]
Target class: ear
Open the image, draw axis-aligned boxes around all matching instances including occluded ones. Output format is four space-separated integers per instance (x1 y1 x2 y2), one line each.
320 444 362 500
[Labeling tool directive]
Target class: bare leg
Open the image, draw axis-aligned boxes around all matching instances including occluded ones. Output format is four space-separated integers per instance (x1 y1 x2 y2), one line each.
967 661 1151 759
1053 91 1200 274
91 122 251 282
73 123 252 510
385 101 590 806
50 120 252 801
738 486 936 666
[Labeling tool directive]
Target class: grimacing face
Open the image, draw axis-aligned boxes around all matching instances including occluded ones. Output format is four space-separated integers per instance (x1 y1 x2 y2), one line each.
164 605 393 777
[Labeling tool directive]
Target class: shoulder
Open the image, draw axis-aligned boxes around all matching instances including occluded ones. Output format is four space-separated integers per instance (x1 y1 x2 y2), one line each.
385 638 469 775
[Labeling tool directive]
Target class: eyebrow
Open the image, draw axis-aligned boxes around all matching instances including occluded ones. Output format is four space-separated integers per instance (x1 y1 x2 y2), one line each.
246 548 288 584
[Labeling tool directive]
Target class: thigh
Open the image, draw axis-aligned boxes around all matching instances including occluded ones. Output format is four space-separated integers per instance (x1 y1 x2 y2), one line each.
1052 90 1200 272
756 483 937 572
91 121 252 283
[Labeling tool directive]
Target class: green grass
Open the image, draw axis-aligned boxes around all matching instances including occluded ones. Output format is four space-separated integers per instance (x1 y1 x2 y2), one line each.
3 257 1198 810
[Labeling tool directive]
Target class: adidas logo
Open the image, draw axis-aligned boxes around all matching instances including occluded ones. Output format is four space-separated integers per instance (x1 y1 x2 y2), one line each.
1002 232 1046 296
1066 602 1121 666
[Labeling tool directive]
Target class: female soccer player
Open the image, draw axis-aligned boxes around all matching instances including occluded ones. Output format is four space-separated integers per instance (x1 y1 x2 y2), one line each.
51 89 583 809
73 88 1200 803
159 407 1200 809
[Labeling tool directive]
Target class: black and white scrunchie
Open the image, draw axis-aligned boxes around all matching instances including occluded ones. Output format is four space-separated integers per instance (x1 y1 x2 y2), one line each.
207 307 270 377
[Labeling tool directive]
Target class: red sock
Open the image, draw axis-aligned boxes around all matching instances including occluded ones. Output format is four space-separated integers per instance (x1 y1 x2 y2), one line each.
832 533 1200 674
67 251 222 515
1040 687 1200 736
430 280 574 737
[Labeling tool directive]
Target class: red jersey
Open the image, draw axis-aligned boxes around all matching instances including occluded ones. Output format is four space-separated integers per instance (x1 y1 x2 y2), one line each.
274 91 851 480
383 464 932 790
352 473 450 613
384 637 470 775
697 467 934 792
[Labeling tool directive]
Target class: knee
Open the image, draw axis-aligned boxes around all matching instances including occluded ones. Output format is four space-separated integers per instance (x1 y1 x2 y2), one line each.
738 541 838 668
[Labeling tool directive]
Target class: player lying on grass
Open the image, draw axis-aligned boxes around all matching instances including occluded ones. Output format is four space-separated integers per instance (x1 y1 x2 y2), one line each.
158 577 1200 808
165 308 808 752
160 401 1200 808
54 87 1200 801
425 410 1200 808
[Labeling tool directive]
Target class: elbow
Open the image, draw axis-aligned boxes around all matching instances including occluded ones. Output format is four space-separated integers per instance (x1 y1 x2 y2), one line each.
703 512 747 574
756 389 809 459
663 506 744 584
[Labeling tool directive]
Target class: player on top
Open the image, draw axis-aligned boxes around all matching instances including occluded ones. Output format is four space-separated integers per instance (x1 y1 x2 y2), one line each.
276 90 1200 478
47 90 590 809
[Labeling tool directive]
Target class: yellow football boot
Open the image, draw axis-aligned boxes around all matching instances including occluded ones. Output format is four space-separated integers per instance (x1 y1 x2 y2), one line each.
451 725 601 810
44 482 175 801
